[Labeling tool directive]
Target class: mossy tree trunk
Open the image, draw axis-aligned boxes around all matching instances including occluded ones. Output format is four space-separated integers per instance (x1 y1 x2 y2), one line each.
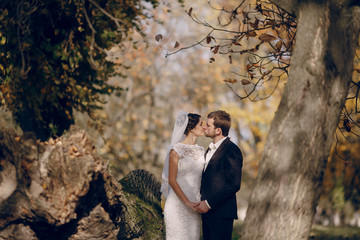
0 127 164 240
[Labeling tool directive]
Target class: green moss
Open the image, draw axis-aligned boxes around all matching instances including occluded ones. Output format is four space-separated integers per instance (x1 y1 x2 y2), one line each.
309 224 360 240
118 170 164 239
121 190 164 239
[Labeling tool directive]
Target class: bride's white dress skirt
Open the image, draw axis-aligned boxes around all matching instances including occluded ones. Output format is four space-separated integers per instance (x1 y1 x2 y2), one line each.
164 143 205 240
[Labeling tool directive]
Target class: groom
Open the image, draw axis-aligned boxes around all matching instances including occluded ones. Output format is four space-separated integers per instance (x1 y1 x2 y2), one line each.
195 110 243 239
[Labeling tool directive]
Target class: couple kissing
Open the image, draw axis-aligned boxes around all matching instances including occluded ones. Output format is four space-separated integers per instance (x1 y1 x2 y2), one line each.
161 110 243 240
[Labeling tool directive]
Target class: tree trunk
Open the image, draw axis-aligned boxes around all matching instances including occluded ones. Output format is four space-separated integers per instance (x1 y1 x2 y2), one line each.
242 1 360 239
0 127 164 240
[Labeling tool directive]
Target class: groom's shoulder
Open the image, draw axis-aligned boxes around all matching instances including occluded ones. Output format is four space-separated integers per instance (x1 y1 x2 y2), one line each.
226 137 238 147
222 138 235 148
226 138 242 153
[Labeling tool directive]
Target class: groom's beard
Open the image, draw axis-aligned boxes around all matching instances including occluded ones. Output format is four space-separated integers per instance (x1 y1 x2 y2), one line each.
205 132 216 138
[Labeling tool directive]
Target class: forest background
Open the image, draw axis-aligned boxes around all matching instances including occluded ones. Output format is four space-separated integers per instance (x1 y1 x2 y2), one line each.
0 0 359 237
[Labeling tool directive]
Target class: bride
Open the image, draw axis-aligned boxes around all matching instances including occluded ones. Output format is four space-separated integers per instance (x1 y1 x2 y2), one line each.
161 111 205 239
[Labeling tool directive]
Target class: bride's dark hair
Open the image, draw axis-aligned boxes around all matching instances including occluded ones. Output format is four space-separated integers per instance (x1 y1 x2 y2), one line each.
184 113 201 135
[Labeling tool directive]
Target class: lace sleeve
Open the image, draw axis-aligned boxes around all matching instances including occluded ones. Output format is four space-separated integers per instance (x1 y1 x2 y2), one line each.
172 143 184 159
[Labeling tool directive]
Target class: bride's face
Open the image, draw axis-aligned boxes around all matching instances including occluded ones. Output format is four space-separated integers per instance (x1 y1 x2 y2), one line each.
191 118 205 136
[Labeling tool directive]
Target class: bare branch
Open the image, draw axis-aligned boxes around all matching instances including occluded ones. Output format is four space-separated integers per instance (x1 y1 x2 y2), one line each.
165 1 297 101
270 0 298 17
16 0 34 79
88 31 98 69
82 0 97 33
165 30 215 57
88 0 126 31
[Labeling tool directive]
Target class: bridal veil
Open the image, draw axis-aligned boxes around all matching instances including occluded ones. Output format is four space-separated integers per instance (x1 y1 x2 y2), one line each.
160 111 188 197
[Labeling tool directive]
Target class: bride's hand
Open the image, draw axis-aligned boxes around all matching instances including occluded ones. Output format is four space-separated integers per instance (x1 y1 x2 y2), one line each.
185 201 200 211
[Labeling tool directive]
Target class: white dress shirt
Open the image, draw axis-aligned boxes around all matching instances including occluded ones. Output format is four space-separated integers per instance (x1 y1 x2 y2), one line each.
204 136 227 170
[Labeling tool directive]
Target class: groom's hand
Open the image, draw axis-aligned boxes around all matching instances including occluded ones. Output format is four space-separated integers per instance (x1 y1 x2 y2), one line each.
195 201 210 213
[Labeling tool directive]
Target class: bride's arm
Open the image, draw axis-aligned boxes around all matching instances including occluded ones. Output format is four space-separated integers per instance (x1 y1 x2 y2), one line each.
168 149 198 210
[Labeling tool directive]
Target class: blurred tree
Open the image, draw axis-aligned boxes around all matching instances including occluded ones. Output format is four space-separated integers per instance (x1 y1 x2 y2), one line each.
321 140 360 226
76 0 237 179
93 0 286 185
0 0 158 140
101 22 231 177
319 106 360 226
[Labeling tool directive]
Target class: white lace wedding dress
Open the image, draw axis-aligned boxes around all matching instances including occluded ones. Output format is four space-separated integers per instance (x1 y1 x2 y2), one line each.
163 143 205 240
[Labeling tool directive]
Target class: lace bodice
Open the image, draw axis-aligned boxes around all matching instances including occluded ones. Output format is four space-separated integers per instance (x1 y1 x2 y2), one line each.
172 143 204 200
164 143 205 239
173 143 204 159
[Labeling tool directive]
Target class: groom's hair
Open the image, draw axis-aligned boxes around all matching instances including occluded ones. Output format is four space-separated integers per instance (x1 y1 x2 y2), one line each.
184 113 201 135
208 110 231 136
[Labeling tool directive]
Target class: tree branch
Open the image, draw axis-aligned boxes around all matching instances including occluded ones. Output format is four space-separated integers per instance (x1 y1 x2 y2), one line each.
270 0 298 17
82 0 96 33
16 0 35 79
88 0 126 30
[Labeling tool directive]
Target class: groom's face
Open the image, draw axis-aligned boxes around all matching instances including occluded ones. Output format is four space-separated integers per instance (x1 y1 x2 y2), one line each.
204 118 217 138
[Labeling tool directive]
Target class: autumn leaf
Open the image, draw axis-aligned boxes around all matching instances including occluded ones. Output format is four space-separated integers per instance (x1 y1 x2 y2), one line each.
174 41 180 48
275 40 283 51
249 72 254 79
265 20 275 26
212 45 220 54
263 10 271 17
224 78 237 83
354 69 360 73
206 36 212 44
188 7 193 16
62 64 69 71
249 22 257 29
259 33 277 42
247 31 257 37
229 55 232 64
241 79 251 85
155 34 163 42
343 119 351 132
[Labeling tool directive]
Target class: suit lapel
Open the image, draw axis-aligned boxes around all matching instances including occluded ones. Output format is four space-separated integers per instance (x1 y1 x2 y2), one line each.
204 138 230 172
203 148 210 172
204 147 210 158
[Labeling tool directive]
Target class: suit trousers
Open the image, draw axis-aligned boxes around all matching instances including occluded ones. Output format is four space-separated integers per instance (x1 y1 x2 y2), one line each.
202 216 234 240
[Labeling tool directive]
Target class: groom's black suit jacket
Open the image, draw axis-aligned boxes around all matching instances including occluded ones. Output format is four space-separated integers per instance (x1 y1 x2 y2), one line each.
200 137 243 219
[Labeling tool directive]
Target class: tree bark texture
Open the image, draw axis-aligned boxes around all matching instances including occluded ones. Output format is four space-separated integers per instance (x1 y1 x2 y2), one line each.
0 127 164 240
242 1 360 240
